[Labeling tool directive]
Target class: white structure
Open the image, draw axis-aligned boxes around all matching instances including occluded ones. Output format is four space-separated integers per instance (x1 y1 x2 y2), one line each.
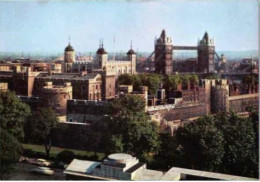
64 153 257 181
94 43 136 75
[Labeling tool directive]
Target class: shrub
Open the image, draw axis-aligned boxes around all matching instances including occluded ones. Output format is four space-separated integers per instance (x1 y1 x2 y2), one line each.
56 150 75 164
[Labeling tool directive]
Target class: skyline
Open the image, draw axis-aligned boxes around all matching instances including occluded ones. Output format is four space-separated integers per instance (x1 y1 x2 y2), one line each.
0 0 258 53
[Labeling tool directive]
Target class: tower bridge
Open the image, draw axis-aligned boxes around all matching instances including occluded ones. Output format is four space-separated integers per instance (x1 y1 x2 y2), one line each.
172 46 198 50
151 29 217 75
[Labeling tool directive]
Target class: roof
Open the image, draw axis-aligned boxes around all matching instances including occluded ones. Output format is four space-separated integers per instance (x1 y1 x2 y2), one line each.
65 159 101 174
133 169 164 181
127 48 136 55
96 47 107 54
165 167 257 181
65 44 74 52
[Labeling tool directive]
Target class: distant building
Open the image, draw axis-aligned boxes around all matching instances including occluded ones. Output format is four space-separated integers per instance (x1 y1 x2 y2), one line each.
63 42 136 76
153 30 215 74
197 32 215 73
154 29 173 75
93 43 136 75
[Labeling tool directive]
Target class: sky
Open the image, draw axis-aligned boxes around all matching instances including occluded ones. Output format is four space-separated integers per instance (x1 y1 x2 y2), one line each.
0 0 258 53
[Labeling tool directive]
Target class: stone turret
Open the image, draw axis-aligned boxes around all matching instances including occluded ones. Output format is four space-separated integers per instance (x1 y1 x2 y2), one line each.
197 32 215 73
64 41 75 73
127 42 136 74
42 82 73 116
96 42 108 70
154 29 173 75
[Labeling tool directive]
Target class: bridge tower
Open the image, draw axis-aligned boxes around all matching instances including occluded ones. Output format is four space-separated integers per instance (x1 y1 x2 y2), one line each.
197 32 215 73
154 29 173 75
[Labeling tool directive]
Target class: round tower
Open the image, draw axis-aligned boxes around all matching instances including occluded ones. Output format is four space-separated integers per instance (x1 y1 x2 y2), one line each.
64 41 75 72
127 42 136 74
42 82 73 116
96 42 108 69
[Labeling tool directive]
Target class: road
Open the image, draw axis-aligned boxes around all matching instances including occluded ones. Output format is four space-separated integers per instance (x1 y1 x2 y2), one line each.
8 163 66 180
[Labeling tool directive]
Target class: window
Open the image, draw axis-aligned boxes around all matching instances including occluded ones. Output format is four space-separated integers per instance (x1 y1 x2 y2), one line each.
96 85 98 89
109 84 112 88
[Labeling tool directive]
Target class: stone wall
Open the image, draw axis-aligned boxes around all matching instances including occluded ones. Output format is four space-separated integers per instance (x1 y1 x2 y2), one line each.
228 93 258 113
52 121 108 152
148 104 207 121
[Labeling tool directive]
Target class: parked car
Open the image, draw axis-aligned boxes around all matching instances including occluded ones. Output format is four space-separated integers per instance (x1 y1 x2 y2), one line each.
37 159 51 167
19 156 29 162
30 167 54 175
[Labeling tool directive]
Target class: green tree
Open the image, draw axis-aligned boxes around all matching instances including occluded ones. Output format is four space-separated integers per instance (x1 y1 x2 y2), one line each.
173 115 225 171
56 150 75 164
117 74 134 85
0 129 23 179
164 75 181 96
107 135 124 154
24 107 58 157
109 95 160 156
117 74 143 91
0 91 31 140
180 75 190 89
169 112 258 178
189 74 199 84
0 91 31 178
215 113 258 177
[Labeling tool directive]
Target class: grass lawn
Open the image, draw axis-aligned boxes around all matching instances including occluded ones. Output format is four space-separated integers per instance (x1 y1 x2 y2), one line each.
22 143 105 160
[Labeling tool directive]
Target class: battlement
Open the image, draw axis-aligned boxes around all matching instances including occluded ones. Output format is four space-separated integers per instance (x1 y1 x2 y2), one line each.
67 99 110 107
43 82 72 94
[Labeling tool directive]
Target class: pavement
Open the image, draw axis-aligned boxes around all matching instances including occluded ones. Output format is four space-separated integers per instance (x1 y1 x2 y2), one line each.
8 163 66 180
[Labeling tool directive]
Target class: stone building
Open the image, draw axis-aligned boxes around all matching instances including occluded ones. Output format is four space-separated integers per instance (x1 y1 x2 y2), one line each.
33 73 104 101
62 42 136 76
93 43 136 75
154 29 173 75
0 63 116 105
197 32 215 73
153 30 216 74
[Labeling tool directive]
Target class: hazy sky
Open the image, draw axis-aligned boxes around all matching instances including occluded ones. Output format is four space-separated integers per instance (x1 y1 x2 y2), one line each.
0 0 258 53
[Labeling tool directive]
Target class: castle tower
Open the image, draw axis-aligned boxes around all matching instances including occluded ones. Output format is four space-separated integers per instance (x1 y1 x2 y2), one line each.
127 41 136 74
154 29 173 75
96 41 108 69
42 82 73 116
64 40 75 73
197 32 215 73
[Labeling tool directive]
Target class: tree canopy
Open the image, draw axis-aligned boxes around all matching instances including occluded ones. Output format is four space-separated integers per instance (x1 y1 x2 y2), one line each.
108 95 160 157
0 129 23 179
0 91 31 179
164 112 258 178
24 107 58 157
117 73 199 97
0 91 31 140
